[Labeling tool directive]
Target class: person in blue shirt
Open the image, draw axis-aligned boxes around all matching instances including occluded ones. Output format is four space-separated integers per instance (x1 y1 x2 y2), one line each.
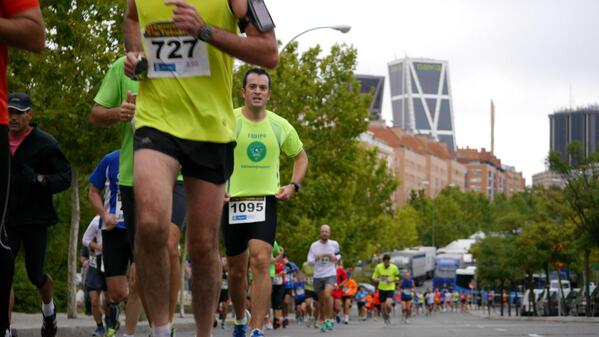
89 150 133 337
355 286 368 321
293 276 306 323
282 257 299 328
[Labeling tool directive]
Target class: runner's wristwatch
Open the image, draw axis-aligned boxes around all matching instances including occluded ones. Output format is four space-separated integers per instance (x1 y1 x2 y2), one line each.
196 24 213 42
291 182 301 192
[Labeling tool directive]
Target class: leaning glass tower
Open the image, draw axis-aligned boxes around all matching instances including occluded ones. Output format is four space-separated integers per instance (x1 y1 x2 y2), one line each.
388 57 457 151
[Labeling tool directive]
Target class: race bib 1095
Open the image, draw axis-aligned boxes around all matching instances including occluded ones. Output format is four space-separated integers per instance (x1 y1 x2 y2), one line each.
229 197 266 224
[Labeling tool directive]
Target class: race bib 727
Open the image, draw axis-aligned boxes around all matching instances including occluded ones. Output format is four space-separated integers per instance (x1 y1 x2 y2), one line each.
143 21 210 79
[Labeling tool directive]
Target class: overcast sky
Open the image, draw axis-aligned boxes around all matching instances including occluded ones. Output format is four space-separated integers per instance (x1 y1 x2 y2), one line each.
267 0 599 183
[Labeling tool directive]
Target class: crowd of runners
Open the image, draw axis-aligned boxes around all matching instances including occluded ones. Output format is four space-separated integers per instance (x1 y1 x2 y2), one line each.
0 1 469 337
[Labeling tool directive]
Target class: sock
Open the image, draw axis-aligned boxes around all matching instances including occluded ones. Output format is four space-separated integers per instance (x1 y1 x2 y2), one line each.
108 303 120 329
42 300 55 316
344 315 349 321
152 323 171 337
233 312 247 325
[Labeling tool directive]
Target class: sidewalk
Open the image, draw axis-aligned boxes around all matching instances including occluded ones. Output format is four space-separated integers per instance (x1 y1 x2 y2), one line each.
467 307 599 323
10 312 198 337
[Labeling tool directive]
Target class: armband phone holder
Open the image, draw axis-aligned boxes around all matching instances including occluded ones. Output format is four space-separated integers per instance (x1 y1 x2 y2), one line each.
243 0 275 33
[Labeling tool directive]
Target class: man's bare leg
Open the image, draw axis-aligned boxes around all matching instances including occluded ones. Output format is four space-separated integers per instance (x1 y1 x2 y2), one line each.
134 149 178 334
247 240 272 330
124 278 143 336
226 251 248 322
185 178 224 337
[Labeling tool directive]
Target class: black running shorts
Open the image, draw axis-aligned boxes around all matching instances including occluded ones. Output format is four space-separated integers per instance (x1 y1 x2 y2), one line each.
134 127 235 185
101 228 132 277
221 196 277 257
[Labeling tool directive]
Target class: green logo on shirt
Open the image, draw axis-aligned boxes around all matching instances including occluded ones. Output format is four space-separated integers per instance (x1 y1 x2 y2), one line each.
247 141 267 162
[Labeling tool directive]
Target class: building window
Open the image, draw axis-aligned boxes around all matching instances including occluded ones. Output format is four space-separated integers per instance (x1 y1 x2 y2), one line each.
470 177 481 183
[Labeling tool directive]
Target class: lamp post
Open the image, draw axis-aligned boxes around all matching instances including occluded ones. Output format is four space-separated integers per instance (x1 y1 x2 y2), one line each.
280 25 352 52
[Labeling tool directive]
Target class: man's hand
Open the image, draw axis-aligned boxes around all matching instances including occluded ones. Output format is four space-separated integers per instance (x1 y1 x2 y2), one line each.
124 51 144 79
118 91 136 122
275 184 295 201
165 0 205 37
102 213 118 231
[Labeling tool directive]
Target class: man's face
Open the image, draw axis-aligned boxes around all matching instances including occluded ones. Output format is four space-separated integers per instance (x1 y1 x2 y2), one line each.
383 259 390 267
242 73 271 110
8 109 32 134
320 225 330 241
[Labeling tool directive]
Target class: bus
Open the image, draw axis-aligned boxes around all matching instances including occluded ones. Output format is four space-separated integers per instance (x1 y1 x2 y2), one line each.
455 266 476 294
433 255 461 289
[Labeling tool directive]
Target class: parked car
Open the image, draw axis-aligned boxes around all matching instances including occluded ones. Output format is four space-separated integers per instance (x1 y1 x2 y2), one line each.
570 284 597 316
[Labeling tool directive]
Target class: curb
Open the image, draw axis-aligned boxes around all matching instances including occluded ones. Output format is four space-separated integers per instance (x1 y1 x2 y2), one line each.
468 310 599 324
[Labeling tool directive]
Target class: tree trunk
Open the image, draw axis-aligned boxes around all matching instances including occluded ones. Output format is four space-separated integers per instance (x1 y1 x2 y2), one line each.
557 268 566 316
179 230 187 318
544 263 551 316
500 282 504 317
67 168 80 318
529 273 537 316
584 248 591 317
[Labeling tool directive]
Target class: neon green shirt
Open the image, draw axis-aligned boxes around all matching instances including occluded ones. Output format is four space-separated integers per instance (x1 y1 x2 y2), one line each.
94 57 182 186
134 0 238 143
228 109 303 197
372 263 400 291
302 261 315 292
94 57 138 187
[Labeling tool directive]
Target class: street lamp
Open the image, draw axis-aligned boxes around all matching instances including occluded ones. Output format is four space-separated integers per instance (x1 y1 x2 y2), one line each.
280 25 352 52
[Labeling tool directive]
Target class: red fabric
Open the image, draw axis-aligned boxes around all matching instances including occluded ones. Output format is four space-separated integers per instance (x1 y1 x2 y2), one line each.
332 266 348 299
8 127 32 154
0 0 39 125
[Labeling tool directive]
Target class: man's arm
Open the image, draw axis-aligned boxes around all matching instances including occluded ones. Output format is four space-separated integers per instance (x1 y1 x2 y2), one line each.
42 145 72 193
167 0 278 68
88 185 118 230
89 92 136 127
123 0 144 77
0 7 45 53
276 149 308 201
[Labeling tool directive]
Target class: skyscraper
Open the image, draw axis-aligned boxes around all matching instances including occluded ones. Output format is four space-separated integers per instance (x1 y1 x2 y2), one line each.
549 106 599 164
388 57 457 151
355 74 385 121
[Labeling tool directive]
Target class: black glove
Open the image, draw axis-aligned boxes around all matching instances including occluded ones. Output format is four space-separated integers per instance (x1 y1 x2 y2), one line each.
20 164 38 185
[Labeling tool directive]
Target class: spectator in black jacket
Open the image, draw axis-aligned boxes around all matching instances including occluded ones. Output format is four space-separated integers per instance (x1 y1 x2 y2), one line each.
5 92 71 337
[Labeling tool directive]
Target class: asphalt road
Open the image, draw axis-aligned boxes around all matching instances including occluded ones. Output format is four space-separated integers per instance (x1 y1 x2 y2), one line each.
173 311 599 337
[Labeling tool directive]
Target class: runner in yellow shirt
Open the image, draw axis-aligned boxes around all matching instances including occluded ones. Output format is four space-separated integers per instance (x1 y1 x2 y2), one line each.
372 254 400 326
122 1 278 337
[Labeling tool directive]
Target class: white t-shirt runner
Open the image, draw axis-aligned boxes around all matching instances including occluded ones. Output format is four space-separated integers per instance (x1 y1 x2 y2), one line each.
307 240 341 279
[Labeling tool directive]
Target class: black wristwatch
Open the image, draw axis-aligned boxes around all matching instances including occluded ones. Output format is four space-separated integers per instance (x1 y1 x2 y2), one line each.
291 182 301 193
196 24 213 42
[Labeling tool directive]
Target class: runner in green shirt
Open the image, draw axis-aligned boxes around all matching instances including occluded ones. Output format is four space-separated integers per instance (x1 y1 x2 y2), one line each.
372 254 400 326
301 261 318 327
89 56 186 337
222 68 308 337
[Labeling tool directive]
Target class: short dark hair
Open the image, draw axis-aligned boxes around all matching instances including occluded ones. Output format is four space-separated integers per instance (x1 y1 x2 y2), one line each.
383 254 391 261
243 67 271 89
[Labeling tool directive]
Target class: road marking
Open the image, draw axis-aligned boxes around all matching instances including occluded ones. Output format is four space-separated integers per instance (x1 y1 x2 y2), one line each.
496 328 506 331
528 334 544 337
477 325 485 329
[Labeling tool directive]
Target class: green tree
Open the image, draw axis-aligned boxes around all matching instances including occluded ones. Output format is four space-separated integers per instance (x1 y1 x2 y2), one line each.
8 1 125 315
473 235 520 316
548 141 599 316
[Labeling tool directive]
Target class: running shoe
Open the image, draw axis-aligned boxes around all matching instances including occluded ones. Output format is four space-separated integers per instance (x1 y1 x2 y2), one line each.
232 309 250 337
170 325 176 337
105 328 116 337
41 311 57 337
92 326 105 337
335 315 340 324
319 322 327 333
249 329 265 337
282 318 288 328
326 320 335 331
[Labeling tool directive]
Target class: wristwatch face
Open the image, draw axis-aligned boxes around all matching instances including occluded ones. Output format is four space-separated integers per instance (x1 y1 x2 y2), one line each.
37 175 44 183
